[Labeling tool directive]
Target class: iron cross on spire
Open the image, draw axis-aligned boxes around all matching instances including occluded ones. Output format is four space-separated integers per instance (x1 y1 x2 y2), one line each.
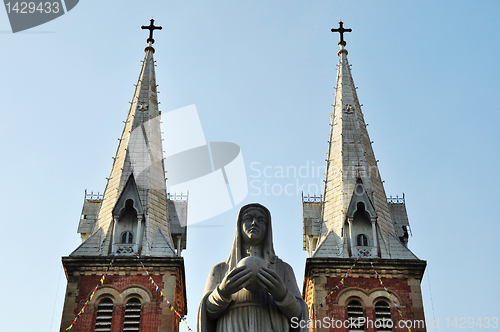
141 19 162 44
331 21 352 45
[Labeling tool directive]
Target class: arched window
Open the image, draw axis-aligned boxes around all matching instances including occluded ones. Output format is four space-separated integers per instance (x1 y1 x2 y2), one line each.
347 300 364 332
94 297 113 332
375 301 392 331
356 234 368 246
123 298 142 331
121 231 134 244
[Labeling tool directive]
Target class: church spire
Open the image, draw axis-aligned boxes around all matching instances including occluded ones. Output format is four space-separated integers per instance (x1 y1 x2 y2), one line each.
72 20 177 257
60 22 188 332
301 25 426 332
305 23 417 259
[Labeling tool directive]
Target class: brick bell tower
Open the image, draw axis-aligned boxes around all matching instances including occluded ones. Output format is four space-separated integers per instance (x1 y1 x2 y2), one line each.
59 20 188 332
302 22 427 332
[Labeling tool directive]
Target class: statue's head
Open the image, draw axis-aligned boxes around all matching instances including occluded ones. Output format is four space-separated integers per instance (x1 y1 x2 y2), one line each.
238 204 270 247
226 203 277 268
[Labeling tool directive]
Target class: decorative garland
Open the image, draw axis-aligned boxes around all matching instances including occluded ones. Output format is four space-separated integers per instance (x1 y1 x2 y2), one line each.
134 253 193 331
65 257 115 330
369 258 412 332
314 256 361 313
65 252 193 331
65 253 412 332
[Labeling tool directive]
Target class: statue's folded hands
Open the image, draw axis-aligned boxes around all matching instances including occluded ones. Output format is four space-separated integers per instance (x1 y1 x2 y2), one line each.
218 266 252 300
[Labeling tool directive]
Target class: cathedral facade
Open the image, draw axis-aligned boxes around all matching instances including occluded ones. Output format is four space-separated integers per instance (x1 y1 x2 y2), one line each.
58 20 426 332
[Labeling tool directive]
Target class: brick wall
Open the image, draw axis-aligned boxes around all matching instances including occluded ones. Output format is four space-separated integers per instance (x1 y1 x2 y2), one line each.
60 257 186 332
303 258 427 332
325 276 414 332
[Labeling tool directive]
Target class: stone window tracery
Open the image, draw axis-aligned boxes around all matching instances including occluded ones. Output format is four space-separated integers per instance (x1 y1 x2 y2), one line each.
121 231 134 244
94 297 113 332
347 299 365 332
123 297 142 331
356 234 368 246
375 300 392 331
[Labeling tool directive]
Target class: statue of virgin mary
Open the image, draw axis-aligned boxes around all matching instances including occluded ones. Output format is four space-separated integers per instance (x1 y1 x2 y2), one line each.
197 203 309 332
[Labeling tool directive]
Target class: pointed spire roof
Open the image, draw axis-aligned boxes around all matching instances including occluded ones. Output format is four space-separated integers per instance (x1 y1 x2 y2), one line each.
72 22 175 257
315 25 415 259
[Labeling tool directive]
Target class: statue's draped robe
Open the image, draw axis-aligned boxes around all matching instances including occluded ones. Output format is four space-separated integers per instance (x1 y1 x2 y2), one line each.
197 204 309 332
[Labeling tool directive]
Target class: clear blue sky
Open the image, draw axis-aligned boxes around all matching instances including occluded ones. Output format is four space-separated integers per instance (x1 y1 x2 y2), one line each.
1 1 499 331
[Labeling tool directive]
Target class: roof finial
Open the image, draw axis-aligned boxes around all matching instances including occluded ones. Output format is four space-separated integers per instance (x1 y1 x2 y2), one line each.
141 19 162 45
331 21 352 46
